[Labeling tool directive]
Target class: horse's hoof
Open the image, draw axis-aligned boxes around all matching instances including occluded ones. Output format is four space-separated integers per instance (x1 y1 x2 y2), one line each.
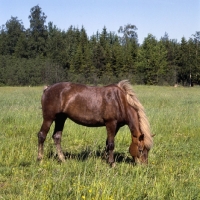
110 162 116 168
37 158 43 164
59 157 66 163
37 157 43 162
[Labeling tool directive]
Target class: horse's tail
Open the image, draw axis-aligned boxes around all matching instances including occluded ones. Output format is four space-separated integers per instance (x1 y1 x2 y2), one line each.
117 80 153 150
43 85 49 92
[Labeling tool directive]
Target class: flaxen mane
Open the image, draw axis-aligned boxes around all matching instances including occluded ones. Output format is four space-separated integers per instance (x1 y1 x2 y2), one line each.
117 80 153 150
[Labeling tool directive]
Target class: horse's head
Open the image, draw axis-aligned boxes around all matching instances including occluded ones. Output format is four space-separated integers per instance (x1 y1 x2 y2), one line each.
129 134 149 164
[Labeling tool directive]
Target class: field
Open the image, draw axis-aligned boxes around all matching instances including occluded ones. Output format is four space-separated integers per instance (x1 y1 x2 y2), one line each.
0 85 200 199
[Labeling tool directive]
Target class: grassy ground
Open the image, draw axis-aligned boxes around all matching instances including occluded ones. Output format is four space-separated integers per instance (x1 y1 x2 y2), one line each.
0 85 199 199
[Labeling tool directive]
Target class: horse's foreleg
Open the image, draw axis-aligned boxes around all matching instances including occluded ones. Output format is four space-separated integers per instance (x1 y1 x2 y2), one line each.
52 115 66 162
105 122 117 167
37 120 53 161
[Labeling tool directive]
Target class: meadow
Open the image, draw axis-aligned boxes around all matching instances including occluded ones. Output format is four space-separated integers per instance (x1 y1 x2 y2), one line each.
0 84 199 200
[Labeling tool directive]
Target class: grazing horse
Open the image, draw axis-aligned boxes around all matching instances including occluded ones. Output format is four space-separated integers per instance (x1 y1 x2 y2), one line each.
37 80 153 165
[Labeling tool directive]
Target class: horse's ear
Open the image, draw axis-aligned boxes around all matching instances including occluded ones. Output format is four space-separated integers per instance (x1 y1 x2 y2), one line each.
139 134 144 141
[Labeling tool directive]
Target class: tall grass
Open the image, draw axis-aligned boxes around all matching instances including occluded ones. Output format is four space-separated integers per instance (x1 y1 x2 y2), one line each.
0 85 199 199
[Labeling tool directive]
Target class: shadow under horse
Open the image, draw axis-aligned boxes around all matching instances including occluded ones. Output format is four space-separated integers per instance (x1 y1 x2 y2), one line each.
37 80 153 166
47 146 134 165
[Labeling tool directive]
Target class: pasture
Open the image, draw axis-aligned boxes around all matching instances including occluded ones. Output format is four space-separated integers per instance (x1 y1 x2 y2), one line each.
0 85 199 199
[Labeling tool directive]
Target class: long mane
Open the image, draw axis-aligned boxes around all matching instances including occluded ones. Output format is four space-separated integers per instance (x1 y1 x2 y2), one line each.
117 80 153 150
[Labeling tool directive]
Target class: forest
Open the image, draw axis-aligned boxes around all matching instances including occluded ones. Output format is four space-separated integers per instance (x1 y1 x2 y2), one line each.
0 5 199 86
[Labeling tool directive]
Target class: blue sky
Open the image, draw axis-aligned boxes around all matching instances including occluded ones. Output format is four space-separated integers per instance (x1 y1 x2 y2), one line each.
0 0 199 43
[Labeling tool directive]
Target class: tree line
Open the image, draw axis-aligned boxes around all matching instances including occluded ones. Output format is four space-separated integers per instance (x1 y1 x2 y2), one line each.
0 5 199 86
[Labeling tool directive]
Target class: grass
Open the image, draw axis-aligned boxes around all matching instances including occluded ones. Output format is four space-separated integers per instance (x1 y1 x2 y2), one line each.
0 85 200 199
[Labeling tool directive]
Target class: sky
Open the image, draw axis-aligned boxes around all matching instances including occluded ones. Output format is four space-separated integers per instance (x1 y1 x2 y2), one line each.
0 0 199 44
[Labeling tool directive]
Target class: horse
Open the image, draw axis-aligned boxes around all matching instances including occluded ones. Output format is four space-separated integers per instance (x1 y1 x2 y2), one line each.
37 80 153 166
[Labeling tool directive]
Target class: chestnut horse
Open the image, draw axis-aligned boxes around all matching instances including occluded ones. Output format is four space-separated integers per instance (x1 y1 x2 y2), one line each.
37 80 153 165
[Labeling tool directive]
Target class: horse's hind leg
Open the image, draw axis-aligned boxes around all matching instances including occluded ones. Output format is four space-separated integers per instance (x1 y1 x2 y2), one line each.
105 121 118 167
37 120 53 161
52 114 67 162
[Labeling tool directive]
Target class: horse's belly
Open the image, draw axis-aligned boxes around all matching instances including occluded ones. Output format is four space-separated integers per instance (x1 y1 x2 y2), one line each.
69 114 104 127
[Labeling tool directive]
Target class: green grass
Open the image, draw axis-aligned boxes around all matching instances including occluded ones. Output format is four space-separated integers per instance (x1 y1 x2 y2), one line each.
0 85 200 199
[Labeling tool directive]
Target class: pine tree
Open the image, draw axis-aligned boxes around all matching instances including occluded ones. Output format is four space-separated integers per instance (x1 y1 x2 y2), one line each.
177 37 190 85
28 5 48 58
0 17 25 56
137 34 167 84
